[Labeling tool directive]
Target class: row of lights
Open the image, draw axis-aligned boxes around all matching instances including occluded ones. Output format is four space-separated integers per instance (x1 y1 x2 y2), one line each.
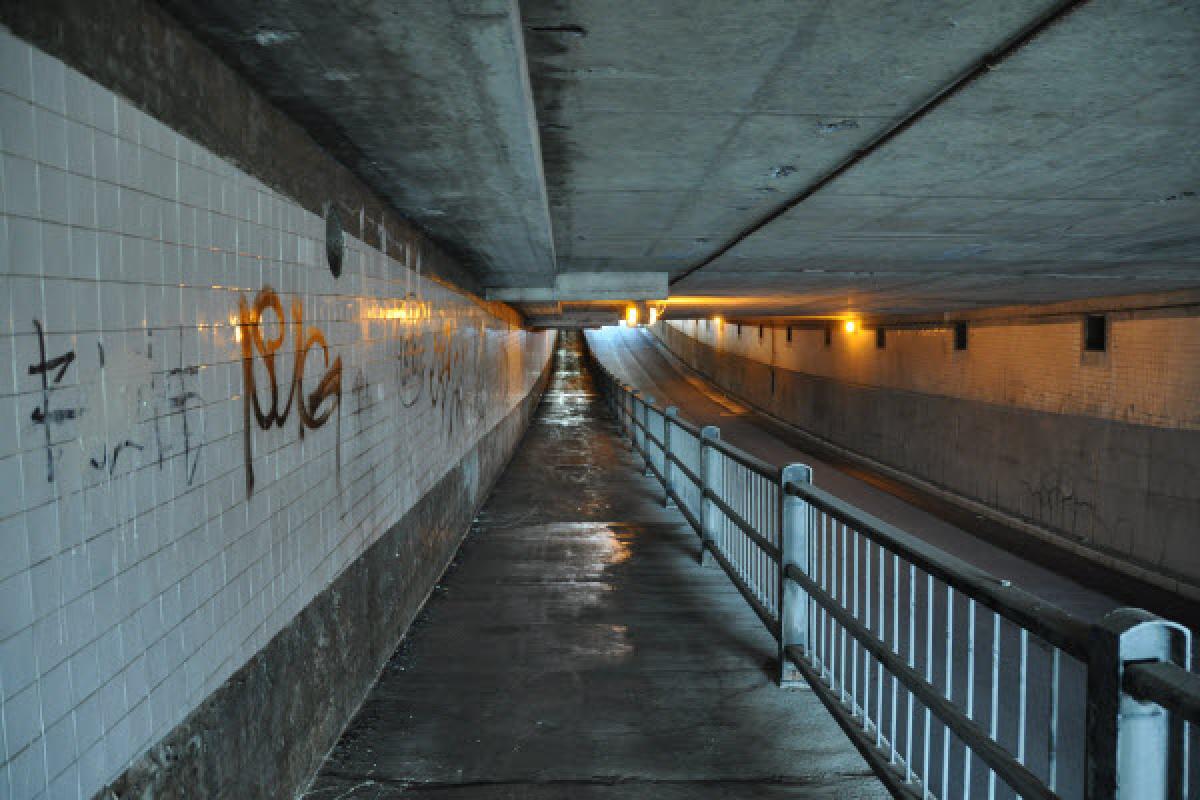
624 306 863 334
707 315 858 333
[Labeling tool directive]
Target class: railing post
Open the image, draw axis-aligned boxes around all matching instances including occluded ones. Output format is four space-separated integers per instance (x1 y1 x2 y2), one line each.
699 425 721 568
662 407 678 508
628 383 638 438
630 390 643 455
778 463 813 687
1086 608 1191 800
620 387 632 443
640 396 655 476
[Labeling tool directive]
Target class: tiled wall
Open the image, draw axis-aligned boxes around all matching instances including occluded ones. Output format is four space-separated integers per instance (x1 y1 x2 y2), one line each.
669 313 1200 429
0 28 554 800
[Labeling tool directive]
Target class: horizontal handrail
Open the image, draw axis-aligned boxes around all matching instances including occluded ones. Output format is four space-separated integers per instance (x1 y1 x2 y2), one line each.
711 436 779 480
785 480 1090 661
1123 660 1200 726
666 412 703 438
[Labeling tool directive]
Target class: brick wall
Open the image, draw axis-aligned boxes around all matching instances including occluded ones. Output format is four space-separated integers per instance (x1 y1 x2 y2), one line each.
672 313 1200 430
0 28 554 799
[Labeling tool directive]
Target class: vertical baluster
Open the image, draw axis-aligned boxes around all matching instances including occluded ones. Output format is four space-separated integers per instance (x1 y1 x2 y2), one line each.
965 598 977 800
817 511 826 679
923 573 934 797
864 533 872 732
840 522 848 704
770 482 777 616
988 612 1001 800
852 528 860 717
748 470 754 594
830 520 840 695
891 552 900 765
820 513 830 681
763 480 769 611
662 408 677 509
811 509 819 677
1018 628 1028 777
739 467 745 580
1048 648 1059 793
640 396 654 475
943 585 954 800
906 563 916 783
699 426 721 568
749 471 755 599
743 468 749 585
877 542 885 751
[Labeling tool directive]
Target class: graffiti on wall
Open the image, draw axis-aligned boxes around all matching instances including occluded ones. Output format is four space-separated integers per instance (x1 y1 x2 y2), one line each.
28 320 78 482
237 286 343 496
235 284 502 496
390 313 491 437
26 279 512 508
26 320 206 486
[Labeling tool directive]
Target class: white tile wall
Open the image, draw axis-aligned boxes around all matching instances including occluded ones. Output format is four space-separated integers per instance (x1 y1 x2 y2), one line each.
0 28 555 800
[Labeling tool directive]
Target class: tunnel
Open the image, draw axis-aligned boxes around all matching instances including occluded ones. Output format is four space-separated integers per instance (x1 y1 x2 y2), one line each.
0 2 1198 799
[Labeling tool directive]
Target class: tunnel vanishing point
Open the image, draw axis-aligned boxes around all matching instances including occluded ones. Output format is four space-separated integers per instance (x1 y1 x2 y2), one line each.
0 1 1198 799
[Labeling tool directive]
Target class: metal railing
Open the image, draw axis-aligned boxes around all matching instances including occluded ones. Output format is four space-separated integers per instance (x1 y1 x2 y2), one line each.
587 345 1196 800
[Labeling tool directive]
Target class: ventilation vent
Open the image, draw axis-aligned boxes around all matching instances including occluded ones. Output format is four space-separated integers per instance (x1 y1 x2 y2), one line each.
1084 315 1107 352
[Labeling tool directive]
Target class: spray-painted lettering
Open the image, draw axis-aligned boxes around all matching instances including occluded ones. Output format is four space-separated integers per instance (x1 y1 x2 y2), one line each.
238 286 343 496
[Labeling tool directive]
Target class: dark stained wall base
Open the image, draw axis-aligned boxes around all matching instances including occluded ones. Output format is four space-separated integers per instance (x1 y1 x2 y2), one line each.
654 324 1200 600
94 353 554 800
0 0 479 294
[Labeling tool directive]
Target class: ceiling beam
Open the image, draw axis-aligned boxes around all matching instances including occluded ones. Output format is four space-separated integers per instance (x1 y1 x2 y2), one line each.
486 271 668 302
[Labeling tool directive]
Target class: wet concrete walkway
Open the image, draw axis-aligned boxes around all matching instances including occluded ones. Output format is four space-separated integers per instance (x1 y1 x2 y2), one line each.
304 332 886 799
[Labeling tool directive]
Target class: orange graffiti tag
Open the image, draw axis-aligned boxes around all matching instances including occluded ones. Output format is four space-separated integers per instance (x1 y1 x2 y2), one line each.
238 287 342 495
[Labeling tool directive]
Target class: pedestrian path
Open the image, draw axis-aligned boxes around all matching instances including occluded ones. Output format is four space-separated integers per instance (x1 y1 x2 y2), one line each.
304 331 886 799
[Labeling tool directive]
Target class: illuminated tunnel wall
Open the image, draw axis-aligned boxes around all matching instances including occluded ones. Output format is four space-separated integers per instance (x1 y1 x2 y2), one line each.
0 26 554 799
655 317 1200 599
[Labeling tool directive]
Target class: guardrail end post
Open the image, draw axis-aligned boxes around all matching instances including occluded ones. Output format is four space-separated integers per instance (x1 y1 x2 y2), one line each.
1086 608 1191 800
779 463 813 688
662 407 678 508
699 425 721 568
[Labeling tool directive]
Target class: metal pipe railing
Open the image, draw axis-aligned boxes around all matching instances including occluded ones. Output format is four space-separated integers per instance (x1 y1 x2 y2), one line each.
583 338 1197 800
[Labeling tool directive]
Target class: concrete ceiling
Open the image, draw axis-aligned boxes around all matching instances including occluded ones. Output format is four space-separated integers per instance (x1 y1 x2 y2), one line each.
158 0 557 289
160 0 1200 318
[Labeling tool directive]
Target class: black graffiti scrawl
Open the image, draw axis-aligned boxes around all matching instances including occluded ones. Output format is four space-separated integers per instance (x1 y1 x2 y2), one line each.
28 320 77 482
27 321 208 486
